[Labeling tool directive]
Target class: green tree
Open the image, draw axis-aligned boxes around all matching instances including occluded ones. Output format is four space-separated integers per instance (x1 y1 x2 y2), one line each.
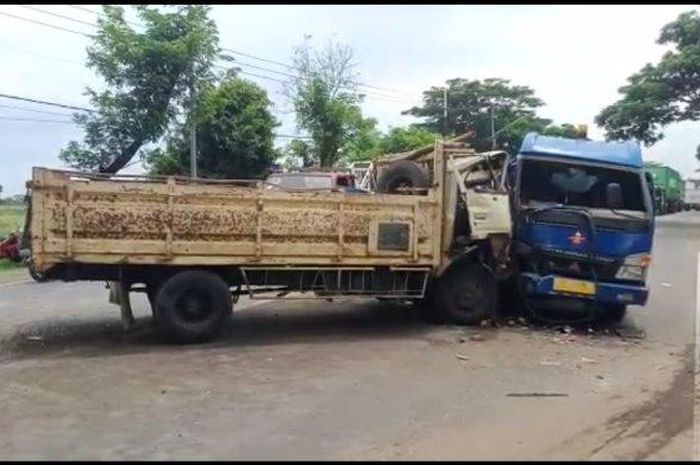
377 126 441 154
285 39 365 167
342 111 382 162
403 78 544 151
595 10 700 157
405 78 581 152
60 5 219 173
143 76 278 179
280 139 315 170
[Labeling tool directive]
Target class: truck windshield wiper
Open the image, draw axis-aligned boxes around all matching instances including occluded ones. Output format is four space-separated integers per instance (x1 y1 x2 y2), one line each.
606 207 647 221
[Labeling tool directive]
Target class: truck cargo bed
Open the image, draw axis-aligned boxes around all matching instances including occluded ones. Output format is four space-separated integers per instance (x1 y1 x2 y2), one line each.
29 168 441 273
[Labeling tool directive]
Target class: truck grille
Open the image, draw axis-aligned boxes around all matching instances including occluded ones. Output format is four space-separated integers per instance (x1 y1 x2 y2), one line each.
536 254 619 281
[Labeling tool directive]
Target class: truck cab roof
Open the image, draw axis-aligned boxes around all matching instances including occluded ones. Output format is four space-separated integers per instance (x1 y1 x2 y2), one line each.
518 132 643 169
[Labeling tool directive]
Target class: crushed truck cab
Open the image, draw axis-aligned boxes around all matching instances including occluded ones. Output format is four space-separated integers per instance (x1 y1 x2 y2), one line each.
510 132 655 322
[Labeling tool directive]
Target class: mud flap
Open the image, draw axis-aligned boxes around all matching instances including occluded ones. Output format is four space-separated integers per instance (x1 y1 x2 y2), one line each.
108 280 135 330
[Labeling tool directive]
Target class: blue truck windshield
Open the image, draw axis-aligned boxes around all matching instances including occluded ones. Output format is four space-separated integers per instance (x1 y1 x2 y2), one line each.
520 159 647 212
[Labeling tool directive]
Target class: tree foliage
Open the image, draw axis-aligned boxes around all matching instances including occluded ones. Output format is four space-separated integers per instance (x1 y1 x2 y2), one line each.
341 125 442 162
143 76 278 179
378 126 442 154
60 5 219 172
285 39 365 167
595 10 700 156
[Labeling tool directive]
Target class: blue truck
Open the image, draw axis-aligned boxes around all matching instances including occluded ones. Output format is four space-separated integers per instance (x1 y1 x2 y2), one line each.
507 132 655 323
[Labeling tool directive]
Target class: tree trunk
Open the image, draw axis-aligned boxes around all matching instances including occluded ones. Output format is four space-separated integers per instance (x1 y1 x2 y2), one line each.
98 138 145 174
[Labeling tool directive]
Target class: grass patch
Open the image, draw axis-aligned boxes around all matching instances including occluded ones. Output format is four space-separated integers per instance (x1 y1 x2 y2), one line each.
0 205 26 237
0 259 23 272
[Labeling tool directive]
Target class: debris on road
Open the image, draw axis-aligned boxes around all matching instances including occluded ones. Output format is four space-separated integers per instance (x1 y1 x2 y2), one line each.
580 356 597 364
26 335 43 341
539 360 561 367
455 354 470 361
470 334 485 342
596 374 605 380
614 327 646 340
506 392 568 398
661 282 672 288
458 337 466 343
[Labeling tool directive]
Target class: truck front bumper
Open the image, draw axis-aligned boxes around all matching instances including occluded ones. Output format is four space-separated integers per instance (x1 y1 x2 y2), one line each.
519 273 649 306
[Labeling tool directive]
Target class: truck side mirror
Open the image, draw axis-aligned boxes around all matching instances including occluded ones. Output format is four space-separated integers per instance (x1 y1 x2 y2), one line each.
606 182 623 210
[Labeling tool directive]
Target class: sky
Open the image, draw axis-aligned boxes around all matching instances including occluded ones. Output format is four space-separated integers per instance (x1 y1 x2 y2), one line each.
1 4 699 196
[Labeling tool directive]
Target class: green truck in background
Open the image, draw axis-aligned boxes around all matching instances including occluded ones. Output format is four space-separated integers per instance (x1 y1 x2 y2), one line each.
644 162 684 215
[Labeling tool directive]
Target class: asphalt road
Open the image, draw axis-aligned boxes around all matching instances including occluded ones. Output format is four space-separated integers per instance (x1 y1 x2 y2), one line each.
0 212 698 460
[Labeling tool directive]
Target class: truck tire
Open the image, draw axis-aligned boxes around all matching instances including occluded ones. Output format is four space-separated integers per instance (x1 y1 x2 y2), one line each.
596 303 627 324
376 160 430 194
27 264 47 282
432 262 498 325
154 270 232 343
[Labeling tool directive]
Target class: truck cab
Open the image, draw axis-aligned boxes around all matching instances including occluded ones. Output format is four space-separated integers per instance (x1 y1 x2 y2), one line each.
509 132 655 322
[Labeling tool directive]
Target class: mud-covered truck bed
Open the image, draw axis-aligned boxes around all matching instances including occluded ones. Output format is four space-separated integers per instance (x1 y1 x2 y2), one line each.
25 141 511 342
29 168 439 270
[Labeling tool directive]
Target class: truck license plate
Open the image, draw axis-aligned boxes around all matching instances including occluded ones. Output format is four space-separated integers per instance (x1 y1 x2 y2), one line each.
552 277 596 296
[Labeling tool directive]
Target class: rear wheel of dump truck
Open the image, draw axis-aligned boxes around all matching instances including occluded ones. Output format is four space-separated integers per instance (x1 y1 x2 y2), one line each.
154 271 232 343
431 262 498 325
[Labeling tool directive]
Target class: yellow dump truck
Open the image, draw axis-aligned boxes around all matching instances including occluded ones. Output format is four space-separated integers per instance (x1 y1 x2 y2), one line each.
25 141 511 342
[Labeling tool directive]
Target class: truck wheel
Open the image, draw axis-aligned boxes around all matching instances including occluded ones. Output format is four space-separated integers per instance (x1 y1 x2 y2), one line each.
376 160 430 194
416 282 445 324
154 271 232 343
596 303 627 324
433 263 498 325
146 283 160 322
27 264 47 282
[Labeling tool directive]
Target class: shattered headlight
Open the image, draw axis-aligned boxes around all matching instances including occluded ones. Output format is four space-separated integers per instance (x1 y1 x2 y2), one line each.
615 253 651 281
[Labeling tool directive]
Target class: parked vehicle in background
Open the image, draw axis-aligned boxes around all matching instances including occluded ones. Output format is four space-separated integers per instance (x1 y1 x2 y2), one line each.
509 132 655 324
644 162 684 214
683 177 700 210
265 170 367 193
0 232 20 262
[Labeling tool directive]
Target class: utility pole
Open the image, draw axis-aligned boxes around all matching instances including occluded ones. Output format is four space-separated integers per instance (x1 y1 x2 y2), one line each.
442 87 448 139
490 104 496 150
189 81 197 178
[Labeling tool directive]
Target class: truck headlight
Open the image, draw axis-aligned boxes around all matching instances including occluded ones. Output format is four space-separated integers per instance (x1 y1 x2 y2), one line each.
615 253 651 281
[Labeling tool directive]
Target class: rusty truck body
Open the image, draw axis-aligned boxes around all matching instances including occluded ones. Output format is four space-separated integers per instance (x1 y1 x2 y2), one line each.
25 140 511 342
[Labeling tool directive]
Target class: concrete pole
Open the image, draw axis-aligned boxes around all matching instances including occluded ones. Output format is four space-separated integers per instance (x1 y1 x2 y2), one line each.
189 82 197 178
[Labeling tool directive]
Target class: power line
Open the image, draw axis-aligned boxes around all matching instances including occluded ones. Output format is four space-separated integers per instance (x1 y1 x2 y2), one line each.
66 5 100 15
18 5 98 28
0 116 76 124
0 43 85 66
5 6 415 103
218 57 413 103
217 62 411 104
0 93 94 113
0 103 74 117
221 47 295 70
274 134 312 139
67 4 143 29
0 10 91 37
0 91 309 139
221 48 414 98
